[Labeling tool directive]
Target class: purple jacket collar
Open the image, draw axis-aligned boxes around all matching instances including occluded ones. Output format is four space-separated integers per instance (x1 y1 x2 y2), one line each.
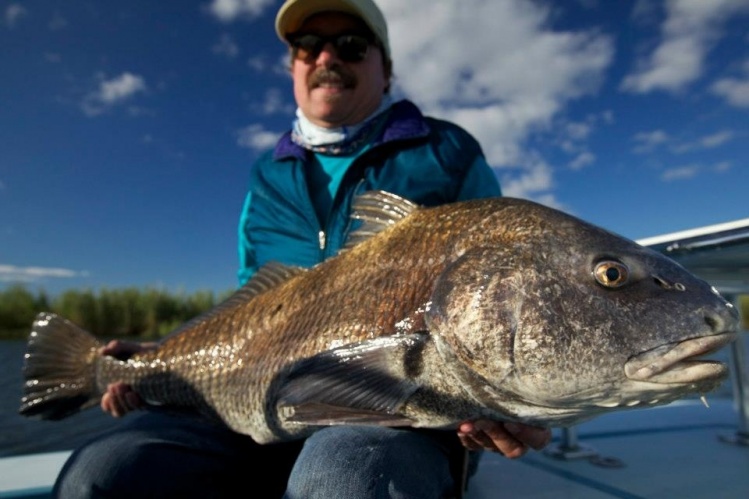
273 99 430 161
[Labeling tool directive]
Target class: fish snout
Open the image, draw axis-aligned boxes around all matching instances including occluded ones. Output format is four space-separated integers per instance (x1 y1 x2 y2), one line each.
703 305 739 336
702 285 741 334
654 274 740 334
624 278 740 385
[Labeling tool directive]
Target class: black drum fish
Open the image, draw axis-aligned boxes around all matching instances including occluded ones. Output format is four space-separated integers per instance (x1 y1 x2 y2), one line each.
20 191 739 444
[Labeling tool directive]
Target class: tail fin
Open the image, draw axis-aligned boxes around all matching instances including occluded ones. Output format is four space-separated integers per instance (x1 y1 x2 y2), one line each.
20 312 104 420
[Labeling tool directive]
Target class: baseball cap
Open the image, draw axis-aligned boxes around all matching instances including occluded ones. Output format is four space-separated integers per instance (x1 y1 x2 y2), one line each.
275 0 391 59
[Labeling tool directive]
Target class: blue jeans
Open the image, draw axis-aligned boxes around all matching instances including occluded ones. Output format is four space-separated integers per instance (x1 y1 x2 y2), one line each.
285 425 460 499
54 411 472 498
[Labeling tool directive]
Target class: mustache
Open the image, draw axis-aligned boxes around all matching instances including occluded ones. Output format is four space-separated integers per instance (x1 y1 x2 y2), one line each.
309 67 357 88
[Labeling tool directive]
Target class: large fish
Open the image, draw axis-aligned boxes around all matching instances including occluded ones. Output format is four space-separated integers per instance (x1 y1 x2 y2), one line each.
20 191 739 443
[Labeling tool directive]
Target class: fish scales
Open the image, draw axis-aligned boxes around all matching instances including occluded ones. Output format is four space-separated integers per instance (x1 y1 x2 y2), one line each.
19 191 739 444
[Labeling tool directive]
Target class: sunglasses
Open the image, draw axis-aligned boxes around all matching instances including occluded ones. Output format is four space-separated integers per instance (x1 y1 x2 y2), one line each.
289 33 373 63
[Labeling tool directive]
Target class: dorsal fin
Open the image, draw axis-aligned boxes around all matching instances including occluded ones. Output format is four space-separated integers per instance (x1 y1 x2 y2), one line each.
344 190 420 249
241 261 306 296
163 262 305 338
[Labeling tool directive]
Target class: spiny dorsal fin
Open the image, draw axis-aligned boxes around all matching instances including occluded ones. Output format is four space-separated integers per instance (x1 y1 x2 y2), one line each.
241 261 306 296
344 190 420 249
164 262 305 338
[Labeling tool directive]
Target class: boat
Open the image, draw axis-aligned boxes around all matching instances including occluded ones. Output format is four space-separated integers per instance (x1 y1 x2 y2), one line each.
2 218 748 498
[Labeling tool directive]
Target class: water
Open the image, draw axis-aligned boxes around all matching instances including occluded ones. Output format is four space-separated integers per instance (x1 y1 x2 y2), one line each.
0 340 121 458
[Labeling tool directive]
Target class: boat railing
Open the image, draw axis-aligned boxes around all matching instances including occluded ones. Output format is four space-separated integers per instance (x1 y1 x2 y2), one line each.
720 295 748 445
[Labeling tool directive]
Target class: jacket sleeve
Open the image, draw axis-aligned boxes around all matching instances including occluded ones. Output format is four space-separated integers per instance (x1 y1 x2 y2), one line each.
428 117 502 202
436 121 502 201
456 154 502 201
237 190 257 286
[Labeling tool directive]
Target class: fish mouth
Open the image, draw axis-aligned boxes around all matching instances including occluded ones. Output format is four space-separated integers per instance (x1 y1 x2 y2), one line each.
624 332 736 384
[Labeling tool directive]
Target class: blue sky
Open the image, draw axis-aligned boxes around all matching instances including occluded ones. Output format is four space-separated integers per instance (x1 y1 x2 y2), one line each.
1 0 748 297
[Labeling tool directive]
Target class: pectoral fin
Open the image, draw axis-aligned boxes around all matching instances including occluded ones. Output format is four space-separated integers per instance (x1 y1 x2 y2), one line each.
277 333 428 426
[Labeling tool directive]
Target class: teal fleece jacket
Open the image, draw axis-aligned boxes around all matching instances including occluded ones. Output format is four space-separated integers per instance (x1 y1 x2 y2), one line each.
237 99 501 285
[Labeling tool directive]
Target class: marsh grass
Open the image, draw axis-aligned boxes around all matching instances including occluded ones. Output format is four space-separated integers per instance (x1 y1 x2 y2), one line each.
0 284 232 340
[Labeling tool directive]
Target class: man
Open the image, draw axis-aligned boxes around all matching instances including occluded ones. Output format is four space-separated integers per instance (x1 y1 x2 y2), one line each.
55 1 551 497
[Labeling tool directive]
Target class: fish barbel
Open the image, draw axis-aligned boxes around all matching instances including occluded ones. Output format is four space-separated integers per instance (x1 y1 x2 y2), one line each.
20 191 739 444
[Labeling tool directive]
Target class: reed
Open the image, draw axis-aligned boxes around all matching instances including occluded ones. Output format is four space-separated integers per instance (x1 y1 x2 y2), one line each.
0 284 231 340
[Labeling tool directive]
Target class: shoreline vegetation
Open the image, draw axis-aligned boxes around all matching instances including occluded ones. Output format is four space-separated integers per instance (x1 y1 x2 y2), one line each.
1 285 748 341
0 284 233 341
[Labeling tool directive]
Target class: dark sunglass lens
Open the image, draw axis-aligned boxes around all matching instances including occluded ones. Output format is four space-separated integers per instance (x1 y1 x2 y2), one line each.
336 35 369 62
291 34 370 62
293 34 325 59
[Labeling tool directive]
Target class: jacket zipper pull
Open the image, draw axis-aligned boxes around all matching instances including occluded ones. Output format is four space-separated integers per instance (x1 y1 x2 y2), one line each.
318 230 326 250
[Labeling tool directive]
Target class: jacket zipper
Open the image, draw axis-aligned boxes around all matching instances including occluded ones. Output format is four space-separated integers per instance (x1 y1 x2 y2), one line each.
320 174 366 256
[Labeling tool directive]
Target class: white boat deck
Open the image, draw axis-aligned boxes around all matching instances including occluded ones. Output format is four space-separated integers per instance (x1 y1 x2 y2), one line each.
0 451 70 498
466 399 748 498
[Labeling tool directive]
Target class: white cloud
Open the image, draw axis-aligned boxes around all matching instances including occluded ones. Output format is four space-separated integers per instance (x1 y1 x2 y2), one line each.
712 77 749 107
621 0 749 94
82 72 147 116
660 161 730 182
44 53 62 63
378 0 613 201
565 122 593 141
207 0 275 22
631 0 660 24
498 158 555 201
247 55 267 72
711 59 749 107
48 12 68 30
661 164 700 181
698 130 735 148
255 88 294 115
553 112 612 164
713 161 732 173
0 264 86 283
4 4 26 27
569 151 596 171
237 124 282 152
633 129 670 153
635 128 735 155
676 129 736 153
212 33 240 58
99 73 146 103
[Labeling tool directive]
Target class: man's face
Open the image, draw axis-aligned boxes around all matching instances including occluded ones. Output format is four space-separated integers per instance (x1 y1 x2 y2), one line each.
290 12 389 128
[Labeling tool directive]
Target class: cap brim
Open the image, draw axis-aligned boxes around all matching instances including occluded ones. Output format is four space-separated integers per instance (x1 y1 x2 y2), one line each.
276 0 370 40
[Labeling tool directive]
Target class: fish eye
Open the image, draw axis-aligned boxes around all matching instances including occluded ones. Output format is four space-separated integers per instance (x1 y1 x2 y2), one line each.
593 260 629 288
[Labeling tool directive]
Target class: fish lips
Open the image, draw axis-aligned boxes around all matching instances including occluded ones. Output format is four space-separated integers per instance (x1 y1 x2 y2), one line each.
624 331 737 384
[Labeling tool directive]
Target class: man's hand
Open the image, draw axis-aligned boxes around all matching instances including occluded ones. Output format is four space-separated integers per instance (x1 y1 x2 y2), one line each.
457 420 552 458
99 340 157 418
